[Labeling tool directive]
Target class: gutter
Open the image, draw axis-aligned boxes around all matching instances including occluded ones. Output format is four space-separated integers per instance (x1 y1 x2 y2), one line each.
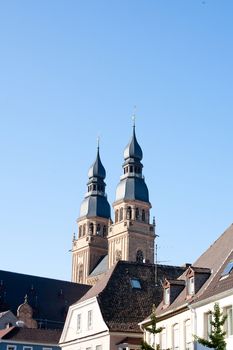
191 287 233 309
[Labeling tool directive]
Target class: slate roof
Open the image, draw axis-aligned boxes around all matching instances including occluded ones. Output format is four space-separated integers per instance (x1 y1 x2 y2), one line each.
89 255 109 277
156 223 233 317
0 311 8 318
0 326 61 344
78 260 185 332
0 270 91 329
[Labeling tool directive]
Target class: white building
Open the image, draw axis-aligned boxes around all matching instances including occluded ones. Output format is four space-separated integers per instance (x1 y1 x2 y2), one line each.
140 224 233 350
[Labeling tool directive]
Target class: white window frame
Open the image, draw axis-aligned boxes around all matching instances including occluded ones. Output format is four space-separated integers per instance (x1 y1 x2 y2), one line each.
164 288 170 305
184 319 192 350
23 347 33 350
87 309 93 330
160 327 167 350
7 346 17 350
173 323 179 350
224 305 233 337
204 312 212 339
187 277 195 295
43 348 52 350
77 313 81 332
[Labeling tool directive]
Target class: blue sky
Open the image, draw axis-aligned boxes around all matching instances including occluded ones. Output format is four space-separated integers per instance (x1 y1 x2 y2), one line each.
0 0 233 280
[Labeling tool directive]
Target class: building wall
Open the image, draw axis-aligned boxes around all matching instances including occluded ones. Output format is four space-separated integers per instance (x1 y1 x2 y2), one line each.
60 297 109 350
194 294 233 350
0 342 59 350
145 309 193 350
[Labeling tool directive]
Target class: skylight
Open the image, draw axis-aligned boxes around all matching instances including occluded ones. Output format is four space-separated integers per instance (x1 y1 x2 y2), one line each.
221 260 233 277
130 278 141 289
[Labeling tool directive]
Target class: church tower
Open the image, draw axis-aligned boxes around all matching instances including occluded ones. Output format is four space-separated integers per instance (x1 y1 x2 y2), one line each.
72 145 111 284
108 124 155 268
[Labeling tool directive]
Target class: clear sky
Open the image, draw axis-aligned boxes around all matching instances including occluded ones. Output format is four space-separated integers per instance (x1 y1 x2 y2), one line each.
0 0 233 281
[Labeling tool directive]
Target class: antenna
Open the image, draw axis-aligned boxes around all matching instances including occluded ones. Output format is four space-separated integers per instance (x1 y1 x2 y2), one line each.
155 244 158 286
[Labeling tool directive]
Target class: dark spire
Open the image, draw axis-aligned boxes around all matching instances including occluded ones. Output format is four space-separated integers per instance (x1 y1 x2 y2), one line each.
123 125 143 161
115 124 149 203
79 143 111 219
88 145 106 180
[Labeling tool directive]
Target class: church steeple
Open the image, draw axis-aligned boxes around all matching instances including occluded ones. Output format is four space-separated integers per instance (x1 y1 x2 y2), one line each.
80 144 110 219
108 123 155 268
71 144 111 285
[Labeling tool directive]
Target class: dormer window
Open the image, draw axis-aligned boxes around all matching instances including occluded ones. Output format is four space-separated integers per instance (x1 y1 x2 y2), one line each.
130 278 141 289
187 276 195 295
221 260 233 278
164 287 170 305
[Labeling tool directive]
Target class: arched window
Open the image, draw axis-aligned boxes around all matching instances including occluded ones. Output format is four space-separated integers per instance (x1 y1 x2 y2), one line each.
89 223 94 235
120 207 123 221
79 225 82 238
160 328 167 350
83 224 86 236
173 324 179 350
184 320 191 350
115 209 119 223
127 206 132 220
78 264 83 283
136 250 144 263
135 208 139 220
97 224 101 235
103 225 107 237
142 209 145 222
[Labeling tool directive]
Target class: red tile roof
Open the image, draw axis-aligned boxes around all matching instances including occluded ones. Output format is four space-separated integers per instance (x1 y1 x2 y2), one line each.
1 327 61 344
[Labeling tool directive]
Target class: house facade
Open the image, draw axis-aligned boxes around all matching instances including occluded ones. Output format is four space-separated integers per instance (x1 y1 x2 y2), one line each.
140 224 233 350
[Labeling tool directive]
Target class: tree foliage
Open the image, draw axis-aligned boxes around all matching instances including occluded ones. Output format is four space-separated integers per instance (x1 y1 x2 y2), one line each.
141 305 163 350
194 303 227 350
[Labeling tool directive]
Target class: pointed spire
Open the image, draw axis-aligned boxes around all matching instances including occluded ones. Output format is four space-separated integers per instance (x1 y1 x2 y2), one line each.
88 141 106 179
123 122 143 161
79 140 111 219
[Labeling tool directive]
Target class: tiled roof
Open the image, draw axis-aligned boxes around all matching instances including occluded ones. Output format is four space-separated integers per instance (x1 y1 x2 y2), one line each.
194 249 233 303
0 326 14 338
78 260 185 332
156 223 233 317
1 327 61 344
0 270 91 329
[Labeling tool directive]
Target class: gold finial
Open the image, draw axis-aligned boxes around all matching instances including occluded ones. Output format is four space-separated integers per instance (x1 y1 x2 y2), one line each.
132 105 136 127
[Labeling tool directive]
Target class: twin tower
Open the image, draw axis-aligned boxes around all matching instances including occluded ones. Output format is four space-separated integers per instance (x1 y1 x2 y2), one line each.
71 125 156 285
